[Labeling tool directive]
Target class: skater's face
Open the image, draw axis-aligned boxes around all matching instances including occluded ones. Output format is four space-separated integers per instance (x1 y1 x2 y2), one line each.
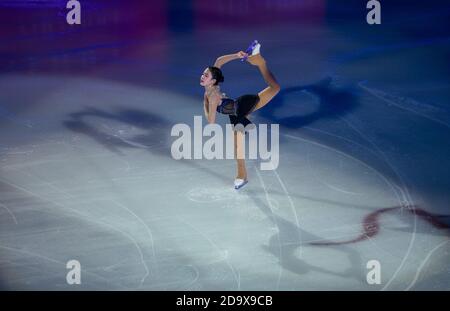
200 68 215 87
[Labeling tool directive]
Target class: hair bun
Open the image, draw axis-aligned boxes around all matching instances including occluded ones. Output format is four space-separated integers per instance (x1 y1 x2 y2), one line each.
208 66 224 85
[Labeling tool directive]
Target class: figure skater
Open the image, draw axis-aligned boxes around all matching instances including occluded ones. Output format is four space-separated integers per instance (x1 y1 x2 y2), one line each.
200 41 280 189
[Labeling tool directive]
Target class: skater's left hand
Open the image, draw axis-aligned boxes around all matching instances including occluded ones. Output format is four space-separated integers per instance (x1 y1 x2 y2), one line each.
236 51 248 59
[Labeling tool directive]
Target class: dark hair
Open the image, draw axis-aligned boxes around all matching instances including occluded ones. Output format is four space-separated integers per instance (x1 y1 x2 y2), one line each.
208 66 224 85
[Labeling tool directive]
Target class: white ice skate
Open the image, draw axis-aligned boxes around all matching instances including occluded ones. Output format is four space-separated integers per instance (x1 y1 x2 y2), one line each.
234 178 248 190
242 40 260 62
251 42 260 56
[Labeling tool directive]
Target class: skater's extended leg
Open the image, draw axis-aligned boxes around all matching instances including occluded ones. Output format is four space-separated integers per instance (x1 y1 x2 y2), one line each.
247 54 280 112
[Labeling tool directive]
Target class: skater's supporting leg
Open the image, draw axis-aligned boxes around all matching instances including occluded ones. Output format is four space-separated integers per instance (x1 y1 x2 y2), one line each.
234 131 247 180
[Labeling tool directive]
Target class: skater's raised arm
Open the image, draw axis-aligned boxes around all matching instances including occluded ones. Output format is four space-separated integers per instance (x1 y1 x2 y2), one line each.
214 51 247 69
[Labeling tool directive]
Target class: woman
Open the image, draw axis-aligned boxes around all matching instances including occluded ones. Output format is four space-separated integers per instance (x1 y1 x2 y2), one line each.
200 42 280 189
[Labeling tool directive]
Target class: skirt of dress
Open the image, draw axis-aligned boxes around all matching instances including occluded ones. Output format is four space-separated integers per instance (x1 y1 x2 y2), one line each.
228 94 260 128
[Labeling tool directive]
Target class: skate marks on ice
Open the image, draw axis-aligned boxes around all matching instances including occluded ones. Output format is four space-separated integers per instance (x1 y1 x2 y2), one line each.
187 186 278 222
358 81 450 129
